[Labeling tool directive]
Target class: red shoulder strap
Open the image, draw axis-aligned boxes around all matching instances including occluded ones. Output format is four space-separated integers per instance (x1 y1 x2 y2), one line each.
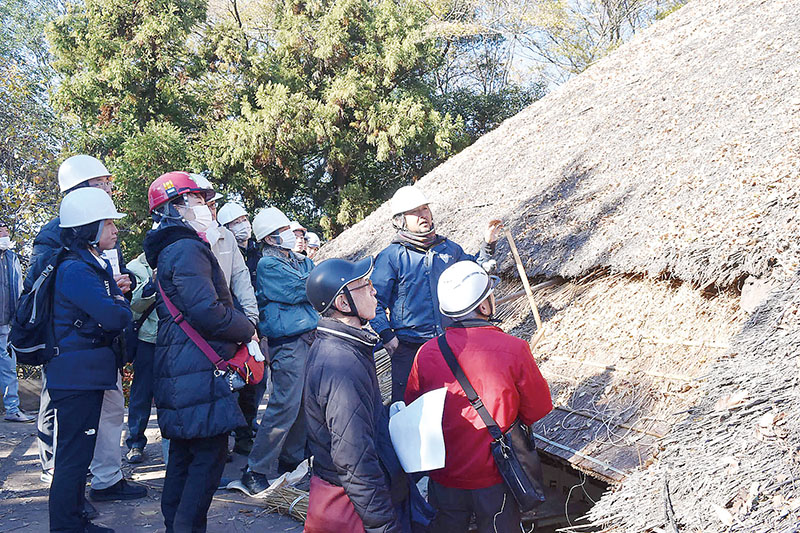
157 281 226 370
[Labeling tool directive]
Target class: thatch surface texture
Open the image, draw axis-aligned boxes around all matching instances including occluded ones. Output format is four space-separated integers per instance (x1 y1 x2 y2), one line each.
494 274 742 484
319 0 800 291
587 273 800 531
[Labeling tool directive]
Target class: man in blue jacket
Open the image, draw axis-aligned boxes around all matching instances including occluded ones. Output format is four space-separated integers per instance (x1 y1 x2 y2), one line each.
0 224 35 423
241 207 318 495
371 186 502 402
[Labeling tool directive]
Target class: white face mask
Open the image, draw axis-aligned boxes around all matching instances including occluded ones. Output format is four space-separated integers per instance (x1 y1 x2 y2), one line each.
0 237 12 250
275 228 296 250
186 205 214 233
229 220 252 242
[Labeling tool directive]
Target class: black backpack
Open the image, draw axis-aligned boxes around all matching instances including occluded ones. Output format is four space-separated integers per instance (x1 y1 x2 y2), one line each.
8 248 69 365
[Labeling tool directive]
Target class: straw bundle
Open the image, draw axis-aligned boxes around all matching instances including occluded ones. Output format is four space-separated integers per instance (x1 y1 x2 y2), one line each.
261 486 309 522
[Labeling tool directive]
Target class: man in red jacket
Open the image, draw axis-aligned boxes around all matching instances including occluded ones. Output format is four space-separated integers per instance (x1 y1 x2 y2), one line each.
405 261 552 532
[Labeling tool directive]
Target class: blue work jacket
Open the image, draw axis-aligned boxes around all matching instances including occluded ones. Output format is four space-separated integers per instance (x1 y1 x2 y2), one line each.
370 237 493 344
256 249 318 341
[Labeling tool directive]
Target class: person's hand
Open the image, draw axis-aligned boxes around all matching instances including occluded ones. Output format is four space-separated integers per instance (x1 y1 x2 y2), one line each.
114 274 132 294
384 337 399 355
251 332 260 343
485 219 503 244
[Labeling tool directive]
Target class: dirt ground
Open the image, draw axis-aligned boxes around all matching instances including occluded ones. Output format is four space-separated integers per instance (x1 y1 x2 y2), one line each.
0 378 303 533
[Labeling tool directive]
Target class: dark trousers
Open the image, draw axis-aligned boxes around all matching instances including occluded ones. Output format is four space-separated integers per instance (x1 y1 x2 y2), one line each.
428 479 522 533
234 380 267 442
126 341 155 450
391 340 425 403
49 389 104 533
161 433 228 533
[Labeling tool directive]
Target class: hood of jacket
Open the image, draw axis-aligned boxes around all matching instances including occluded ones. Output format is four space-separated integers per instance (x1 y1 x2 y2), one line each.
143 224 204 269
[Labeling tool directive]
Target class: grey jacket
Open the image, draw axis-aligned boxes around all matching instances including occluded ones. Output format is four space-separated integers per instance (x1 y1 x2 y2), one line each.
207 224 259 325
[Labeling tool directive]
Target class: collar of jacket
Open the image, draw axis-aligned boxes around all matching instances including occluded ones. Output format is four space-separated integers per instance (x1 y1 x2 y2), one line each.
316 317 379 348
67 247 117 280
391 233 447 254
449 318 498 329
142 224 205 269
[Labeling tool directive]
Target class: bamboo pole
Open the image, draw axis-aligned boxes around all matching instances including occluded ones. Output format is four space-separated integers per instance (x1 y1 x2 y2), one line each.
503 227 545 348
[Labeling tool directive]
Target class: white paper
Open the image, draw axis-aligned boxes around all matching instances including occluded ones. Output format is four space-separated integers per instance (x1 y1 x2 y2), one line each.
102 250 120 276
388 387 447 473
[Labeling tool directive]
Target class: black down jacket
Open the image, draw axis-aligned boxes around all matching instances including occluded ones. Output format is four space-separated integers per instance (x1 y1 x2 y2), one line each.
304 318 409 533
143 224 255 440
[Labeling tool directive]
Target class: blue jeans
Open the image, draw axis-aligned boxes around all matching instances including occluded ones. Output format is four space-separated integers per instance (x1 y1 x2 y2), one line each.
126 341 155 451
0 325 21 415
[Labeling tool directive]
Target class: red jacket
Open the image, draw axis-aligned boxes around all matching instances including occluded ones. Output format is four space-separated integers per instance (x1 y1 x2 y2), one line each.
405 322 552 489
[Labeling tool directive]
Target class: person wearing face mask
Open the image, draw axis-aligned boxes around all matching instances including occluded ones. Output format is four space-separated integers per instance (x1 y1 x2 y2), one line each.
405 262 552 533
371 185 503 403
48 188 132 533
142 172 255 531
305 232 321 260
289 221 307 255
0 225 35 423
239 207 318 496
29 155 145 513
217 203 260 287
303 257 412 533
188 175 261 457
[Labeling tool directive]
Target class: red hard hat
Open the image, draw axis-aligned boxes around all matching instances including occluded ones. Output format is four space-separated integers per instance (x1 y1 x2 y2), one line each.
148 171 210 212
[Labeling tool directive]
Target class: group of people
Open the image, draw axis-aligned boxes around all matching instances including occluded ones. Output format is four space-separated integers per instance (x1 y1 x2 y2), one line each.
3 152 553 533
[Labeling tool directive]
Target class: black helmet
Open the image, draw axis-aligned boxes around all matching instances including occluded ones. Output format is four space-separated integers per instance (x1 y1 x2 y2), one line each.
306 257 374 314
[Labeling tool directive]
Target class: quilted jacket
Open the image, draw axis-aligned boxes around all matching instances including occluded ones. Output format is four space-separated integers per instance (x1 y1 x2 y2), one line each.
304 318 409 533
405 319 553 489
143 223 254 440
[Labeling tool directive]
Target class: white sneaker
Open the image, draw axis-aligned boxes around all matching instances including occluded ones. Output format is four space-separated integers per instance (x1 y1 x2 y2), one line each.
4 410 35 423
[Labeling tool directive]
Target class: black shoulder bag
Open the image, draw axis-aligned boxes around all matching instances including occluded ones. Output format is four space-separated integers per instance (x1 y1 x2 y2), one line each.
437 335 546 511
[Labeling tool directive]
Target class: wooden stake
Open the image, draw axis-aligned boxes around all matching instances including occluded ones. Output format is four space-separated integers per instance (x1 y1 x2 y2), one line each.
503 227 544 346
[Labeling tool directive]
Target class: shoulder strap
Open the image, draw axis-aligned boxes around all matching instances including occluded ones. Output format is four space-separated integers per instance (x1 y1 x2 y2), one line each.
437 334 503 440
157 281 226 370
134 301 157 329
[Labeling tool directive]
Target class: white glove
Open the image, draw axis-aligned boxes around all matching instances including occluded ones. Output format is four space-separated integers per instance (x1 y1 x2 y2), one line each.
248 340 265 362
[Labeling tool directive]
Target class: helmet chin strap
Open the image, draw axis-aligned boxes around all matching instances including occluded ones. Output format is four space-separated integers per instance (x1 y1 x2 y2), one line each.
339 287 368 326
90 220 104 250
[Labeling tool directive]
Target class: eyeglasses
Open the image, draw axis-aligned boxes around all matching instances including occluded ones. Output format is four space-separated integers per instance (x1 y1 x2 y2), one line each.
348 278 373 292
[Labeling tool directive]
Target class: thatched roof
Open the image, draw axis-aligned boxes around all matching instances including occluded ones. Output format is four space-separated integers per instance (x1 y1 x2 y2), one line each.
318 0 800 529
587 272 800 531
319 0 800 291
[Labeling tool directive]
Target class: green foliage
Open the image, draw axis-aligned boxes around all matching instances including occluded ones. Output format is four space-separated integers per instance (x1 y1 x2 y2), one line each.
0 0 64 253
200 0 463 234
111 121 194 254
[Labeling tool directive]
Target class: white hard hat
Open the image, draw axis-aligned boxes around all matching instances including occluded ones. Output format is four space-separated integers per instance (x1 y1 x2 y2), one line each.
218 202 248 226
189 173 219 197
390 186 430 217
59 187 126 228
289 221 307 234
58 155 111 193
438 261 499 318
306 232 321 248
252 207 291 241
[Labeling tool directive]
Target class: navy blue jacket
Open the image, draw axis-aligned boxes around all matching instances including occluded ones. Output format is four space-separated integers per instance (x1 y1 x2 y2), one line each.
46 248 132 390
370 236 494 344
143 224 254 440
305 318 409 533
25 217 135 294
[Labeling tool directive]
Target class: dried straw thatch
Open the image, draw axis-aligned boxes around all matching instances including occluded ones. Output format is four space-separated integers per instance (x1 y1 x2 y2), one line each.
315 0 800 529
